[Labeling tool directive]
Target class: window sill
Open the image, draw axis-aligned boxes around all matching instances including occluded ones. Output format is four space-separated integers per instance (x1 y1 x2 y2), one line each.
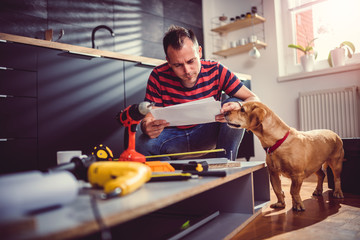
277 63 360 82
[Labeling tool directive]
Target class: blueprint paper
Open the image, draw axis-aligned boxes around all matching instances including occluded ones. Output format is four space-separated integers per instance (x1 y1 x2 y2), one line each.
150 98 221 126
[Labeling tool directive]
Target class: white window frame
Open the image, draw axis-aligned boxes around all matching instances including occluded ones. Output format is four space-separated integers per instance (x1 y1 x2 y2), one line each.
280 0 360 76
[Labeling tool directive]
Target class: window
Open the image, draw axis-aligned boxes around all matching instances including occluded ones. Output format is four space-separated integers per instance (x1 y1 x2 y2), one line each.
281 0 360 74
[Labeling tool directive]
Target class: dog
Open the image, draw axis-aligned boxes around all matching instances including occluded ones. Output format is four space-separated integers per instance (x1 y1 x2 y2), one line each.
225 101 344 211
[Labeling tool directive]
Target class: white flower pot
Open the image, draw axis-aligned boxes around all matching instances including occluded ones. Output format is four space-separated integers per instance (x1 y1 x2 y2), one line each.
300 54 315 72
330 48 346 67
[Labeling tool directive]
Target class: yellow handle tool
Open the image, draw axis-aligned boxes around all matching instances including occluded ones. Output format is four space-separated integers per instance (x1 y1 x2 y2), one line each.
88 161 152 197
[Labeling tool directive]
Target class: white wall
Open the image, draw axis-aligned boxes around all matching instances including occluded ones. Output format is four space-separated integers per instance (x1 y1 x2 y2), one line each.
202 0 360 161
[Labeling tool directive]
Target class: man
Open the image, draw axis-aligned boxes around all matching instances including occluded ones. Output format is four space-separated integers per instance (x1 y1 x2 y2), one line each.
136 25 259 160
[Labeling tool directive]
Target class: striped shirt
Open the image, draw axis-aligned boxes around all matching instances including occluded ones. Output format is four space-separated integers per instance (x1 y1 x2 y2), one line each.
144 60 243 107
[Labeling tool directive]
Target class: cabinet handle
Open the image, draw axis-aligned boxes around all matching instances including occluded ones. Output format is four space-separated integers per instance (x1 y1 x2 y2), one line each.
138 62 157 68
0 66 14 71
0 138 10 142
0 95 13 98
68 51 101 58
0 138 15 142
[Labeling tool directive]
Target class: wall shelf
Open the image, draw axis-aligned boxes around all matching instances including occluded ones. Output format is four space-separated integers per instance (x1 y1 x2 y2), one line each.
211 15 266 35
213 41 267 57
210 13 266 57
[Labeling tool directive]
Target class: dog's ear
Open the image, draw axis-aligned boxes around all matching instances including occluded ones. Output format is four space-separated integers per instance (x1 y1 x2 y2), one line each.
249 106 267 129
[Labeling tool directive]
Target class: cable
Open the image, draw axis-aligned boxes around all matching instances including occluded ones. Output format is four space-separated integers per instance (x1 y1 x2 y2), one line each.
90 194 112 240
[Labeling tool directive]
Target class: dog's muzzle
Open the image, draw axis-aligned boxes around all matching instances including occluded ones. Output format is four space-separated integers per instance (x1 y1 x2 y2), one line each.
224 111 241 128
224 112 241 128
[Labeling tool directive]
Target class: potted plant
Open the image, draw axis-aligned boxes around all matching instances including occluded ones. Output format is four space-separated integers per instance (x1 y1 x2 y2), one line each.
328 41 356 67
288 38 318 72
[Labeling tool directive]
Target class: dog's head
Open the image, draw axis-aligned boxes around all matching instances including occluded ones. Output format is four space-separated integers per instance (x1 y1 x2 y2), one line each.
225 101 268 130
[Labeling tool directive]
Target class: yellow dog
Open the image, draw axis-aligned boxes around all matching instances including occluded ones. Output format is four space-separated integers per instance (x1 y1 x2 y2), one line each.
225 101 344 211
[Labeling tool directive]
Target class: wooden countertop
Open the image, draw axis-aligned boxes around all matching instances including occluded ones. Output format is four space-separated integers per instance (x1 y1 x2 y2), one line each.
4 161 266 239
0 32 252 80
0 32 166 67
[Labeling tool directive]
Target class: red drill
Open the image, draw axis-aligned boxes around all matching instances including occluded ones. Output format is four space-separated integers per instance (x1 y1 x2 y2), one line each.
116 102 151 163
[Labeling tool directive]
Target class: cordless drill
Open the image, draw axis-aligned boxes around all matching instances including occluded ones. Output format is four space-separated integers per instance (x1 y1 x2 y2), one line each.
116 102 175 172
116 102 152 163
49 154 152 198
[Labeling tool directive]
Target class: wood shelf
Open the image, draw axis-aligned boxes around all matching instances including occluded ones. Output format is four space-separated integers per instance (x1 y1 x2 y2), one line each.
213 41 267 57
0 32 165 66
211 15 266 35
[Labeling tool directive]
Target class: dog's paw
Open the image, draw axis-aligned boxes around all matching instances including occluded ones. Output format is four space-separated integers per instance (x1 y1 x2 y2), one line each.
312 188 323 196
292 202 305 211
270 202 286 209
333 190 344 199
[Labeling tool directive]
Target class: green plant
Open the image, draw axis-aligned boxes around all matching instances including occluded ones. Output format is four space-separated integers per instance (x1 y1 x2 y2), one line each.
288 38 318 59
328 41 356 67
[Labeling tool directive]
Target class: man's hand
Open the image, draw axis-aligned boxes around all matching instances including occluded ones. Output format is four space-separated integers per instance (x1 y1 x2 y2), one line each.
215 102 242 123
141 114 169 139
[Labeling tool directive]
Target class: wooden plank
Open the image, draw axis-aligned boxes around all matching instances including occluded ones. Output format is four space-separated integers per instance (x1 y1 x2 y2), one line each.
211 15 266 34
213 41 267 57
0 32 165 66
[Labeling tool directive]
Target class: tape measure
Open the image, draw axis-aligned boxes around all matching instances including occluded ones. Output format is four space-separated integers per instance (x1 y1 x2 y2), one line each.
92 144 114 161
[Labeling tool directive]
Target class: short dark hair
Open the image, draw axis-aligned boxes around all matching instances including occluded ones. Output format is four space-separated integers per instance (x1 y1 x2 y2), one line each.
163 25 199 57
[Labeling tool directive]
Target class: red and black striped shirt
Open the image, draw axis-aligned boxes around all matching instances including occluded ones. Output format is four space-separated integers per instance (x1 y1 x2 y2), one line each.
144 60 243 107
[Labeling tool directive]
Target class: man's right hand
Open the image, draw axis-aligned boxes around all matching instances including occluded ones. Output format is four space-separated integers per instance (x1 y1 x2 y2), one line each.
141 114 169 139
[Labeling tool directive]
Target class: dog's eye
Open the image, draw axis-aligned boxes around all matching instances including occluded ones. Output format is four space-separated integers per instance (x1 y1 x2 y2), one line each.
240 107 245 112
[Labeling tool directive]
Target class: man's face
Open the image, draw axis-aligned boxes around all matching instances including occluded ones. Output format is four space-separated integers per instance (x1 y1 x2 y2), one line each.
166 37 202 88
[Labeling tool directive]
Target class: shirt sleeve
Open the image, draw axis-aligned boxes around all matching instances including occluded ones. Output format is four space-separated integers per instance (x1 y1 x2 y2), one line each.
144 69 163 107
218 63 243 97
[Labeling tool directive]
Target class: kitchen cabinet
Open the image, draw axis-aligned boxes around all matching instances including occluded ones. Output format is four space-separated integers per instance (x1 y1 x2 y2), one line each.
37 49 125 170
123 61 153 106
0 33 162 173
0 42 38 174
211 15 267 57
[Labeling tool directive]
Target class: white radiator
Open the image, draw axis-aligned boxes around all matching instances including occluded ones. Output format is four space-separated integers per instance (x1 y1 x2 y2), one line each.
299 86 359 138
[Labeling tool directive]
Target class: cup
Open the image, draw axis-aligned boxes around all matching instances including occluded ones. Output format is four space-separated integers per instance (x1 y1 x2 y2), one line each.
248 35 257 43
238 38 247 46
249 46 261 59
57 151 82 165
230 41 237 48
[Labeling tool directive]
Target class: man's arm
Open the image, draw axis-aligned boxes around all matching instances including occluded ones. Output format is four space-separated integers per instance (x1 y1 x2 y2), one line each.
215 85 260 123
232 84 260 102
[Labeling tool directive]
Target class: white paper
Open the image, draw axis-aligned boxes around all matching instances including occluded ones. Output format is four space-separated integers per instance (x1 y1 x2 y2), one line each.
150 97 221 126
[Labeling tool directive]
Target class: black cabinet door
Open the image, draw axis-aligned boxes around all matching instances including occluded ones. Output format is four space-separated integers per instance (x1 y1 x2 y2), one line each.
0 42 37 71
120 61 154 152
0 138 37 174
0 97 37 138
123 62 153 106
0 42 38 174
0 69 37 97
37 50 125 169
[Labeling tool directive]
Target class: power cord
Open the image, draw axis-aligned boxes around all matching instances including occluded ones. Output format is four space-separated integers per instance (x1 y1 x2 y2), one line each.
90 194 112 240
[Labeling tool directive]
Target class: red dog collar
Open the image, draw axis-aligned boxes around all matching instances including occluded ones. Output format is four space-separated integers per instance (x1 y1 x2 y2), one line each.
264 130 290 154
